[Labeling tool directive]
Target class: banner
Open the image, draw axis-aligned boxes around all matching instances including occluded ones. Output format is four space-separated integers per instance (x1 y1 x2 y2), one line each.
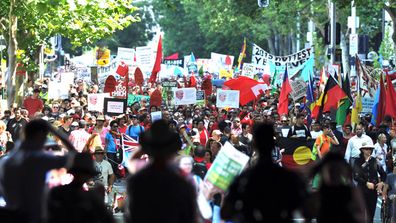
205 142 250 191
216 89 240 108
127 94 150 106
174 88 197 105
362 97 375 114
117 47 135 65
87 93 110 112
252 44 312 69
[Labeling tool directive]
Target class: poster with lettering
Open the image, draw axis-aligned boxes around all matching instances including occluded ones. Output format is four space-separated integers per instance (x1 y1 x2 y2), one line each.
135 46 153 73
173 88 197 105
211 52 234 72
205 142 250 191
88 93 110 112
251 43 312 69
104 98 127 116
290 79 307 100
216 89 240 108
362 97 375 114
117 47 135 66
241 63 256 78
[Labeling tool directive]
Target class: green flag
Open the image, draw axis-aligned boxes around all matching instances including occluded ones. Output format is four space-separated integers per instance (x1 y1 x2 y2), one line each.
336 98 351 126
198 65 204 77
271 68 278 95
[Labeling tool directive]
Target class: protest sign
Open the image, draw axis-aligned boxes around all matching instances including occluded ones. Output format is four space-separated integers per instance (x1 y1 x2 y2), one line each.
174 88 197 105
127 94 150 106
252 43 312 69
162 80 178 88
48 81 69 99
290 79 307 100
151 111 162 122
211 53 234 72
205 142 250 191
87 93 110 112
362 97 375 114
117 47 135 65
216 89 239 108
163 59 184 67
135 46 153 73
61 72 75 86
196 90 205 106
241 63 256 78
104 98 127 116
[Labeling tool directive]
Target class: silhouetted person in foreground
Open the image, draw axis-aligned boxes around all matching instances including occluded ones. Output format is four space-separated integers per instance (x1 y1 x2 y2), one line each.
221 123 306 223
125 119 197 223
47 152 113 223
307 152 365 223
0 119 76 223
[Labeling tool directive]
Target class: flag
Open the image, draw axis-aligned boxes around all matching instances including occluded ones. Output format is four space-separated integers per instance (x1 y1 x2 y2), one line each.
116 61 129 77
278 68 292 116
165 53 179 60
385 73 396 119
237 37 247 70
351 93 362 127
336 73 352 126
371 73 386 126
278 138 315 170
270 68 278 95
121 134 140 167
149 36 162 83
305 75 315 125
223 76 268 105
318 74 346 117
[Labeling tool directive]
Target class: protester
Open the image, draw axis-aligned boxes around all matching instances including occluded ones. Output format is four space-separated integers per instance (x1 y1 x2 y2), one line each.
353 142 386 223
46 152 113 223
126 120 197 223
221 123 306 222
6 108 28 141
345 123 374 168
0 119 76 223
23 88 44 118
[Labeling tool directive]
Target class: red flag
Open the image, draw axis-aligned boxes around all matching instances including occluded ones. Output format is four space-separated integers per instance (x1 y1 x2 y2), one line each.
278 69 292 116
165 53 179 60
149 36 162 83
116 62 129 77
223 76 268 106
376 73 386 126
150 89 162 107
385 73 396 119
104 75 117 93
201 78 212 97
134 67 144 86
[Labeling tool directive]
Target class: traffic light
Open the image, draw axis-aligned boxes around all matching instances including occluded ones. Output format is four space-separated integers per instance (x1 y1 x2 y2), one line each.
324 22 341 45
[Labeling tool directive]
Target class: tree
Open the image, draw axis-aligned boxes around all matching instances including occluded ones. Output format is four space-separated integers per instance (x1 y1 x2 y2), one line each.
0 0 139 107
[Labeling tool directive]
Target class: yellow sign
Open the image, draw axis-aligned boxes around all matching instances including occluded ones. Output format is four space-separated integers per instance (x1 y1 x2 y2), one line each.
96 48 110 66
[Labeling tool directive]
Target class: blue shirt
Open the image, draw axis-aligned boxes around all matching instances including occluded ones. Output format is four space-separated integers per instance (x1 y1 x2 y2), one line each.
125 125 144 141
105 132 117 153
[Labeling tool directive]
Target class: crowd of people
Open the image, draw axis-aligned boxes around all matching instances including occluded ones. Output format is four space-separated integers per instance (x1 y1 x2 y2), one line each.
0 76 395 223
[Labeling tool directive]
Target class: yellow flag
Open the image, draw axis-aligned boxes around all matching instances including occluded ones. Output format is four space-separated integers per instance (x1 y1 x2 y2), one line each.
351 93 362 127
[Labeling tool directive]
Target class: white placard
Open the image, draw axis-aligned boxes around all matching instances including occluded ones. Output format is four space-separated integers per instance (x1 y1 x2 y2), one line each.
241 63 256 78
107 101 125 113
349 34 358 56
216 89 240 108
151 111 162 122
87 93 110 112
48 81 69 99
290 79 307 100
173 88 197 105
117 47 135 65
211 52 234 72
135 46 153 73
362 97 375 114
61 72 75 86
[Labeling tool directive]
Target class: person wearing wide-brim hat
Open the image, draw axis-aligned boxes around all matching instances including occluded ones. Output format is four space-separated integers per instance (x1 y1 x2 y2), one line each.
126 120 197 223
353 141 387 223
47 152 113 223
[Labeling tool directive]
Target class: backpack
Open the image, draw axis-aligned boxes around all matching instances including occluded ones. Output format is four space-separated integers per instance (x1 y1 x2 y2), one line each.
192 162 207 179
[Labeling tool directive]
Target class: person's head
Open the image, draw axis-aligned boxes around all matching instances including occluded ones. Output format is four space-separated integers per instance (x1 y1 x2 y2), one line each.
230 134 240 145
312 121 321 131
252 123 275 158
344 124 352 134
63 115 73 126
3 110 11 119
23 119 52 148
204 150 213 163
69 152 97 184
378 133 387 145
70 121 79 131
162 110 171 120
296 113 305 126
232 117 241 128
197 119 205 131
280 115 288 126
359 142 374 157
32 88 40 98
96 115 105 127
93 146 106 162
178 155 194 174
139 119 182 160
322 124 331 136
110 120 119 131
14 108 21 120
355 123 364 137
210 141 222 157
0 120 6 133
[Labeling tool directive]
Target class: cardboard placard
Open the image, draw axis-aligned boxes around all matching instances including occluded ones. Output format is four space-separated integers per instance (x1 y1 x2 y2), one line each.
216 89 240 108
104 98 127 116
87 93 110 112
174 88 197 105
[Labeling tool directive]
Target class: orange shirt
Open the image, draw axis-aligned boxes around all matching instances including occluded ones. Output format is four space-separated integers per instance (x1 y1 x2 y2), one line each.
315 134 332 156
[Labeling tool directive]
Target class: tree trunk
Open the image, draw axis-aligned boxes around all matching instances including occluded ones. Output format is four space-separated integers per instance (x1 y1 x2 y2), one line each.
7 0 17 108
385 6 396 54
267 35 276 55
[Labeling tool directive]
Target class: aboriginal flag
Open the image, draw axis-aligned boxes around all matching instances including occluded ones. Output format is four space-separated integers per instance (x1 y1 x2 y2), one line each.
278 138 315 170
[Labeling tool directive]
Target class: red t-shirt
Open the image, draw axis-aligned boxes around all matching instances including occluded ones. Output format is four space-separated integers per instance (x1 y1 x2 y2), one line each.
23 97 43 118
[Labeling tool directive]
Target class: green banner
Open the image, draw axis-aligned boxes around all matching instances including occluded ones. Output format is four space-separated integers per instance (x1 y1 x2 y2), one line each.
128 94 150 106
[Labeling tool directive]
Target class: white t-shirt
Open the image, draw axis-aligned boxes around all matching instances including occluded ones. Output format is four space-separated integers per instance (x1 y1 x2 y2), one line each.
94 160 113 187
374 143 388 172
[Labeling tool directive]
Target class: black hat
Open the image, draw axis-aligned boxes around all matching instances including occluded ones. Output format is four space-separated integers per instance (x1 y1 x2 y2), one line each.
139 120 181 158
69 152 98 176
